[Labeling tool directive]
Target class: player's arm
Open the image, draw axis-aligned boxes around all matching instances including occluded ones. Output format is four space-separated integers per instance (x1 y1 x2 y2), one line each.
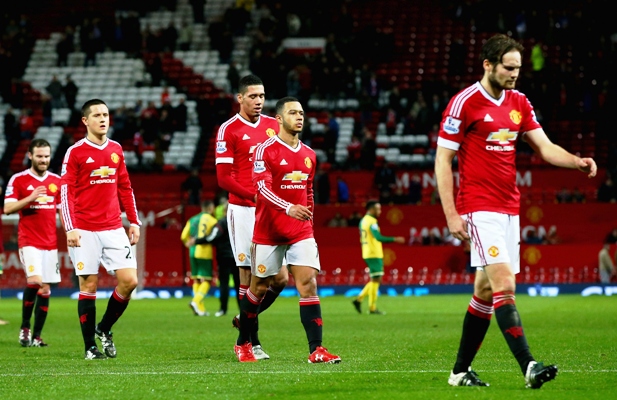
306 155 315 222
60 152 81 247
181 220 191 247
193 223 222 245
434 145 469 241
524 128 597 178
216 162 256 201
3 184 47 214
369 224 404 243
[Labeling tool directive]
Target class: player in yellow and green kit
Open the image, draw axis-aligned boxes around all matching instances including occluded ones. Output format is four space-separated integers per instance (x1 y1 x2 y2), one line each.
353 200 405 315
181 200 218 316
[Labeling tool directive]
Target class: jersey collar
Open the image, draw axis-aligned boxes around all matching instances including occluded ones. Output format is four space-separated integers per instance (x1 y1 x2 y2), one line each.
27 169 48 181
475 81 505 106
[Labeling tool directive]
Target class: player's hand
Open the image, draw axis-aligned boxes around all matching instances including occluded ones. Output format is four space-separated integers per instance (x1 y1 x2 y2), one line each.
447 215 470 241
577 157 597 178
394 236 405 244
28 186 47 201
288 204 313 221
66 230 81 247
128 226 140 245
187 237 196 247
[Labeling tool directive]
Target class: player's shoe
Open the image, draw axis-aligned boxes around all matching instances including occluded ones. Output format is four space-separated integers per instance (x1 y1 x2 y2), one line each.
189 302 206 316
215 310 226 317
369 309 386 315
525 361 558 389
232 314 240 330
352 299 362 314
31 336 48 347
84 345 107 360
234 342 257 362
308 346 341 364
252 345 270 360
95 327 117 358
19 327 32 347
448 369 490 386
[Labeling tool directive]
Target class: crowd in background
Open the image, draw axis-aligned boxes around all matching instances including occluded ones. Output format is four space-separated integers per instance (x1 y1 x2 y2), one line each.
1 1 617 193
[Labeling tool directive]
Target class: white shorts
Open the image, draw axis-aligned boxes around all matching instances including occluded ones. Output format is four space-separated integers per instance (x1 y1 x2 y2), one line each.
68 228 137 276
251 238 320 278
227 204 255 267
19 247 61 283
463 211 520 274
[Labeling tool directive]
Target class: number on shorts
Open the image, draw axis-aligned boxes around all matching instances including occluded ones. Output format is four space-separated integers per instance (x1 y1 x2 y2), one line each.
125 246 132 259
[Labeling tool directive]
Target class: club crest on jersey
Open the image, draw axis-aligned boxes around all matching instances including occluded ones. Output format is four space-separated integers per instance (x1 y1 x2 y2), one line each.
111 153 120 163
48 183 58 193
266 128 276 138
253 160 266 173
304 157 312 169
443 116 461 134
509 110 522 125
216 141 227 153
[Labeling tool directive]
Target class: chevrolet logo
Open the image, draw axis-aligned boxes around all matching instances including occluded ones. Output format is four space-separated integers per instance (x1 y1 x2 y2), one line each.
283 171 309 183
90 166 117 178
487 129 517 145
35 195 54 204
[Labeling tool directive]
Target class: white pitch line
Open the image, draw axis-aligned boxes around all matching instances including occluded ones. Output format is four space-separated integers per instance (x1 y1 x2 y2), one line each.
1 369 616 378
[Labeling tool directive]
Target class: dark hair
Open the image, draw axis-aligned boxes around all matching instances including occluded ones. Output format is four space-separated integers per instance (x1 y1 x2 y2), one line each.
28 138 51 154
81 99 108 117
201 199 214 209
275 96 299 115
365 200 379 211
480 34 524 65
238 74 264 94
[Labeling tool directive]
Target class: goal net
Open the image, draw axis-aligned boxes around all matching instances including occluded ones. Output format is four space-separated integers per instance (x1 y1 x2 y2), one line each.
1 212 146 292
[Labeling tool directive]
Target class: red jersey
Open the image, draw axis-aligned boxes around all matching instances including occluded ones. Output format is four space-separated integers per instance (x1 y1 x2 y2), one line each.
215 114 279 207
252 136 315 245
437 82 541 215
4 170 61 250
60 138 140 232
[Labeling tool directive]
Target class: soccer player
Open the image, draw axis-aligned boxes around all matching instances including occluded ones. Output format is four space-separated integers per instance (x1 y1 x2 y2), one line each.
215 74 288 359
60 99 141 360
182 200 218 316
435 34 596 388
353 200 405 315
4 139 61 347
234 96 341 364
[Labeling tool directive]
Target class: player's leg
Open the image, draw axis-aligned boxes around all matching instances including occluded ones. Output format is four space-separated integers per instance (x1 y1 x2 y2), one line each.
31 250 61 347
449 270 493 386
96 229 138 358
259 264 288 314
188 257 205 315
485 215 556 388
367 259 385 314
216 257 231 316
191 259 212 315
354 259 372 313
19 247 44 347
287 239 340 363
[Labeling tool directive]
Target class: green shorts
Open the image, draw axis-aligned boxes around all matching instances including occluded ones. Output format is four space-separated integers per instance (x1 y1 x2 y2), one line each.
364 258 384 277
190 258 213 279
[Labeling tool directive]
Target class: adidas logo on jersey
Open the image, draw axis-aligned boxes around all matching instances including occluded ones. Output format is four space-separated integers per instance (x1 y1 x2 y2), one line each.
27 185 35 190
280 159 288 165
242 134 250 140
86 157 95 163
484 114 494 122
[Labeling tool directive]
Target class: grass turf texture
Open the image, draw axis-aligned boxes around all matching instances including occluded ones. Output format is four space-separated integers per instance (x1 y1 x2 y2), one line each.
0 294 616 399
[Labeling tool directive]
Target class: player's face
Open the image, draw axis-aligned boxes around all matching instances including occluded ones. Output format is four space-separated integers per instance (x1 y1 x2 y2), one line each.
82 104 110 136
280 101 304 135
487 51 521 91
373 203 382 217
238 85 265 120
29 146 51 174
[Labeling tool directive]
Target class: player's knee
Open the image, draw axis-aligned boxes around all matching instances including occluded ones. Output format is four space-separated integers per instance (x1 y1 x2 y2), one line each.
271 273 289 289
27 277 43 287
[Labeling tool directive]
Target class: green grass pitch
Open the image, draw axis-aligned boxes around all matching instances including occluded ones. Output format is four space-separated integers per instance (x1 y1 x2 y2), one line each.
0 293 616 399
